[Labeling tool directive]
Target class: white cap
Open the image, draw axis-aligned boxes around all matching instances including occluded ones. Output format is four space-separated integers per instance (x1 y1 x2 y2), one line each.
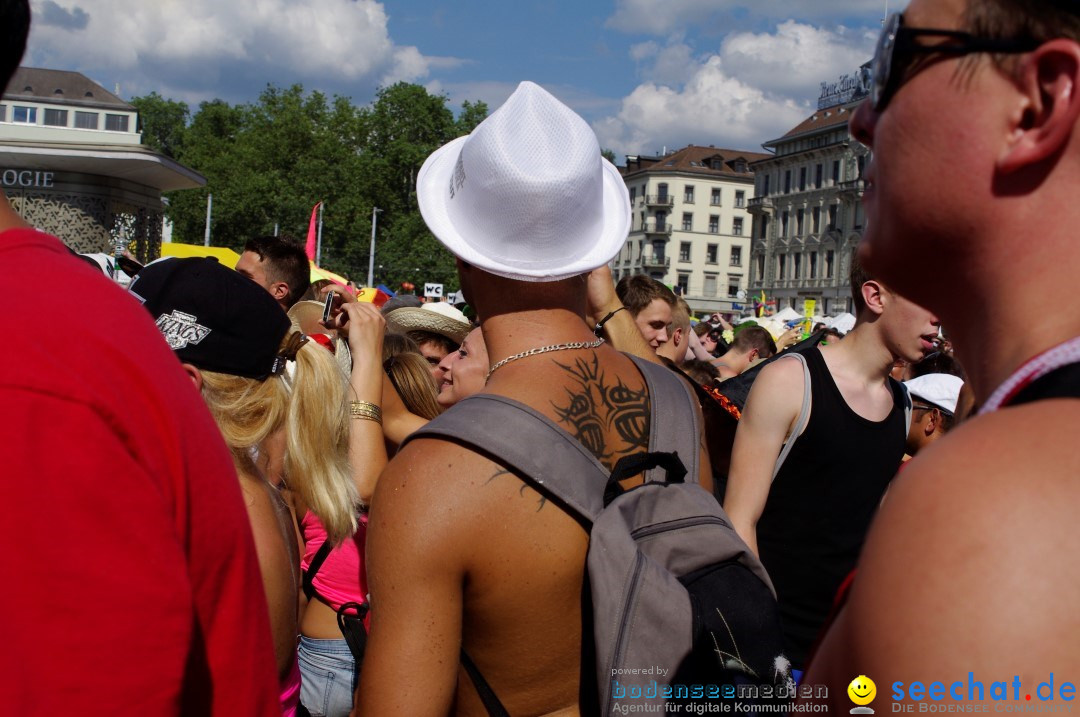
904 373 964 415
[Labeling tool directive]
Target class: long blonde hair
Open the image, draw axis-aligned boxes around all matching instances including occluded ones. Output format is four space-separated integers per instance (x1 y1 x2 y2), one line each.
384 350 443 420
199 331 358 543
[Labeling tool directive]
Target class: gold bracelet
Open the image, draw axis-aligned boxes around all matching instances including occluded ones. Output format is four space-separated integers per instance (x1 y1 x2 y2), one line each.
349 400 382 424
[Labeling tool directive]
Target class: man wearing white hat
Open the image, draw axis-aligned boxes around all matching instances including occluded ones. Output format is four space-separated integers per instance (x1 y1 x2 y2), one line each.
903 373 964 457
356 82 714 714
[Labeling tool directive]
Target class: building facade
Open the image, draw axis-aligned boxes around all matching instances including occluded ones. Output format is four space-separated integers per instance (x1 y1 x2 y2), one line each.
615 145 771 316
1 67 204 259
748 68 872 316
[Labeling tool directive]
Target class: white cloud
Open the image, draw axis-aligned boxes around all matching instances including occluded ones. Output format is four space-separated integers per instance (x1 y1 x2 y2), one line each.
606 0 887 35
24 0 449 102
719 21 877 96
594 21 875 159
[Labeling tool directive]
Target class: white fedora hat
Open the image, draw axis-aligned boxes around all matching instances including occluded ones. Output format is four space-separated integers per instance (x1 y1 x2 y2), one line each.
417 81 630 282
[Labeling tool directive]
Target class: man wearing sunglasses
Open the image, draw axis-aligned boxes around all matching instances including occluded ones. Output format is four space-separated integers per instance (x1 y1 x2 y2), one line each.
805 0 1080 703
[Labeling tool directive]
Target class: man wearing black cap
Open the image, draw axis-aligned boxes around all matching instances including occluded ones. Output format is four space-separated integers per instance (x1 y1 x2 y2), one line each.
0 3 280 713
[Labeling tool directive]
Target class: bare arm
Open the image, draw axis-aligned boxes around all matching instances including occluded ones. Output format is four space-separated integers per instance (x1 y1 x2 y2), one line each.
333 302 389 504
722 358 804 555
354 439 471 716
805 405 1080 707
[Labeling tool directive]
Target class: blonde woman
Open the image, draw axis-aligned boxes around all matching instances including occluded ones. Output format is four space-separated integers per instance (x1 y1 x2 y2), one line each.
130 258 358 717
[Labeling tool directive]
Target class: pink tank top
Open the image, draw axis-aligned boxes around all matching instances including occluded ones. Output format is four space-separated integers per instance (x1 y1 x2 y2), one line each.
300 511 368 611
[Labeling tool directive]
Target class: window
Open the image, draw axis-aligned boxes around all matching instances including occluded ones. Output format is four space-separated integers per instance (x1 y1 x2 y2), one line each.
732 217 743 236
629 187 636 205
828 204 838 230
655 211 667 232
762 175 770 196
796 209 804 236
794 253 802 279
703 274 718 297
0 104 7 122
657 183 669 201
44 108 68 127
681 212 693 231
781 211 789 237
711 188 721 205
105 114 129 132
74 111 98 129
758 215 768 239
706 244 718 263
810 251 818 278
652 240 666 262
684 185 695 203
728 282 740 298
799 167 807 191
812 206 821 234
857 155 866 179
756 255 765 282
679 242 691 262
815 164 823 188
832 160 841 183
826 249 835 278
12 106 36 123
730 246 742 267
777 254 787 280
784 170 791 193
708 215 719 234
677 274 690 296
735 190 745 208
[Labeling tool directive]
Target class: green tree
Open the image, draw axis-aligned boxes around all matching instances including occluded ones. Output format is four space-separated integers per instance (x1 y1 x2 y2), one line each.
456 99 488 135
130 92 190 158
159 82 484 289
602 148 617 164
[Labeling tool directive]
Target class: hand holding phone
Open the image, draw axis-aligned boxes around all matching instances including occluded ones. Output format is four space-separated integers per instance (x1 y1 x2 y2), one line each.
321 291 336 324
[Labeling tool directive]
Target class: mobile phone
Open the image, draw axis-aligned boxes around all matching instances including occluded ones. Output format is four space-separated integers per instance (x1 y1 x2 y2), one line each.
321 291 335 323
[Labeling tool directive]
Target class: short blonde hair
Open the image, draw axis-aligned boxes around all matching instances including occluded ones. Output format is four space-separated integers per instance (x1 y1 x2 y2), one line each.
199 332 358 544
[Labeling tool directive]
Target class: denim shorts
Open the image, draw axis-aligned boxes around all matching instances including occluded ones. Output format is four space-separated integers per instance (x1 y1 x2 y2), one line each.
298 636 356 717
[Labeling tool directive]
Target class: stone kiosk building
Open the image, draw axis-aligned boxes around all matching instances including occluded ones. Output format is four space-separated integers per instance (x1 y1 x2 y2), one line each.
0 67 204 260
616 145 770 316
747 67 872 316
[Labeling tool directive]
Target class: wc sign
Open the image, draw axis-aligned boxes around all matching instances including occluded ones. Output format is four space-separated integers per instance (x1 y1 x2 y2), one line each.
424 283 443 299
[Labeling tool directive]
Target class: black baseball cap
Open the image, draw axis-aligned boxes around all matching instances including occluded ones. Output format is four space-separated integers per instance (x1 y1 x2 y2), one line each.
129 257 291 379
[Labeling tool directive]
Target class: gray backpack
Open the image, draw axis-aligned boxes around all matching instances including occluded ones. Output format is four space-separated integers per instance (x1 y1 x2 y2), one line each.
408 355 790 714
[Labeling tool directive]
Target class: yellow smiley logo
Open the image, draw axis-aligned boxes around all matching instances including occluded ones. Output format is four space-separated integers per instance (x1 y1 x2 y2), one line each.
848 675 877 706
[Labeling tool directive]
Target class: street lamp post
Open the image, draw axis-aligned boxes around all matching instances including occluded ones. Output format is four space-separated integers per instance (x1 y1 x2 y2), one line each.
367 207 382 288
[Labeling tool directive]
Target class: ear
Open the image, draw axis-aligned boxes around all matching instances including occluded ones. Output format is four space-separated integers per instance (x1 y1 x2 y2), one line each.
269 281 290 303
673 327 685 347
998 40 1080 173
861 279 886 317
180 362 203 391
747 348 759 363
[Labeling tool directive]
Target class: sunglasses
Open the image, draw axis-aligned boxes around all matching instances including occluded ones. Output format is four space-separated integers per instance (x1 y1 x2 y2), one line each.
871 12 1041 112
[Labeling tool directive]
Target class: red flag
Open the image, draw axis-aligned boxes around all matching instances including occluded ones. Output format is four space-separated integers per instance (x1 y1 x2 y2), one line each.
304 201 322 260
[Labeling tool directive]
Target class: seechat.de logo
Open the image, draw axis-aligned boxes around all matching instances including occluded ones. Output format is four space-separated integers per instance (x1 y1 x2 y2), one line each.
850 675 878 714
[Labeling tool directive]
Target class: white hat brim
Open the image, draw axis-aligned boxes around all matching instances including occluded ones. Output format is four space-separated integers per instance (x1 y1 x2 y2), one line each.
417 136 630 282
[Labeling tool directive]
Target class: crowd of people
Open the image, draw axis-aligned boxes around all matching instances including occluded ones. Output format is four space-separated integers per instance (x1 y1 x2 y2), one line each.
4 0 1080 713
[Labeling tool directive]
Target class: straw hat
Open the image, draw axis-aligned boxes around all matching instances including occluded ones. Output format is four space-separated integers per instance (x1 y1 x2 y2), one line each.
385 302 471 344
416 81 630 282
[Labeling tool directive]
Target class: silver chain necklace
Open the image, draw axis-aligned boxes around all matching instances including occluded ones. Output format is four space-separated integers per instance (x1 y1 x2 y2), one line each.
486 337 605 380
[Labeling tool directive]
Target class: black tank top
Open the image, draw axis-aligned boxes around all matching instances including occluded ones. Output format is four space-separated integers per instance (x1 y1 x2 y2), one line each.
756 348 907 667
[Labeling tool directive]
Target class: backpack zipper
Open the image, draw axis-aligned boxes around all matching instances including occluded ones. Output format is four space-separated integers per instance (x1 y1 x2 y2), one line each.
609 550 646 700
630 515 730 540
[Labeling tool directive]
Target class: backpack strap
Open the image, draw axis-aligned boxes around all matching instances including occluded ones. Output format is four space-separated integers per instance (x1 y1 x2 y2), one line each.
771 352 812 480
625 354 700 485
302 539 334 601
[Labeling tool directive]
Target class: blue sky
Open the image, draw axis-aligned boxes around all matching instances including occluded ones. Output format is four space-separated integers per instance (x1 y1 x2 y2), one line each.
22 0 894 160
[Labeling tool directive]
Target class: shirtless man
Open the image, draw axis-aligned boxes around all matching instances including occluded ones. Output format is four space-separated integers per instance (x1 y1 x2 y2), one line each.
806 0 1080 704
355 82 710 715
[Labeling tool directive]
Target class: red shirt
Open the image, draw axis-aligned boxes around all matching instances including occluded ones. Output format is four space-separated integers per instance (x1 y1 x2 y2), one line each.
0 229 280 715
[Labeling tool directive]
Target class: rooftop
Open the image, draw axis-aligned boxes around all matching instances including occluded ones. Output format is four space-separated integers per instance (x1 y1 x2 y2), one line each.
621 145 773 180
2 67 134 112
764 101 860 148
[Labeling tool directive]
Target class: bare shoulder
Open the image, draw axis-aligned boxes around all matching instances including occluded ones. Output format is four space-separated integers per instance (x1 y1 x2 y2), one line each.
813 400 1080 685
739 355 806 424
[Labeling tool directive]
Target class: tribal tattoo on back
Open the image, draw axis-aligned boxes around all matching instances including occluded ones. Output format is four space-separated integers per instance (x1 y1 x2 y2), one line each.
551 355 650 470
